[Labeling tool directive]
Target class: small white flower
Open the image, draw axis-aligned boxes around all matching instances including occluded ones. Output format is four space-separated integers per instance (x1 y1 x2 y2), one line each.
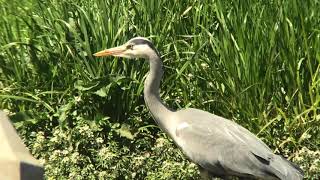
69 172 77 178
39 158 46 165
53 150 62 156
70 152 80 163
62 157 70 163
50 136 58 143
79 125 90 134
53 129 60 136
98 171 107 178
155 137 166 148
309 163 320 172
201 63 209 68
131 172 137 178
96 137 104 144
30 131 36 137
62 149 69 155
74 96 81 102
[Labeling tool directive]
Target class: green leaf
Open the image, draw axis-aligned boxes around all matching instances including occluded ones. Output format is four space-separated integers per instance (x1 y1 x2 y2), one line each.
74 80 100 91
116 124 134 140
94 84 112 97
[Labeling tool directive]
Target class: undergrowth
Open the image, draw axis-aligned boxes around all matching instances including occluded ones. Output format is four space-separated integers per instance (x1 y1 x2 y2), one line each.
0 0 319 179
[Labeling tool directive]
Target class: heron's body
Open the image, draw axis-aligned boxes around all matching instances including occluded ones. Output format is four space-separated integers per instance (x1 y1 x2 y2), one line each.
172 108 302 179
94 37 304 179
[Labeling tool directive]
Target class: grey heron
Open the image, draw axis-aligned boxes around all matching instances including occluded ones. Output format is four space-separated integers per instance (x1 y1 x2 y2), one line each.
94 37 304 179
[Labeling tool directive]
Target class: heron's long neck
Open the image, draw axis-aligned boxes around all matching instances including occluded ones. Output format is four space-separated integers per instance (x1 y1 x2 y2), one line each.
144 54 173 133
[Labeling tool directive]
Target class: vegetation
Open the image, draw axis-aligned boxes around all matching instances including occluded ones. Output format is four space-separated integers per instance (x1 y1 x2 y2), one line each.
0 0 319 179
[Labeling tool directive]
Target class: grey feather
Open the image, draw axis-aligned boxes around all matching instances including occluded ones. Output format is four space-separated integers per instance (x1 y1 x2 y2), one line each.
173 108 304 179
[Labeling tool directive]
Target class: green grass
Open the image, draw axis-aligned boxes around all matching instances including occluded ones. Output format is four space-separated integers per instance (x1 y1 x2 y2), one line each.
0 0 320 179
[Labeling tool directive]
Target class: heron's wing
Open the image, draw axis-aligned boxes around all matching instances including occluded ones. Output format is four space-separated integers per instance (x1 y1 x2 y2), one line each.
174 108 274 176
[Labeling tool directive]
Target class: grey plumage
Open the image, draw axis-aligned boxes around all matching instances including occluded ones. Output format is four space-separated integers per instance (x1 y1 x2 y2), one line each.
173 108 303 179
94 37 304 179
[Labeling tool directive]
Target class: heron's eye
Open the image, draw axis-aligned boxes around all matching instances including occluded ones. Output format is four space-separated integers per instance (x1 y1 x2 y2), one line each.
126 44 134 50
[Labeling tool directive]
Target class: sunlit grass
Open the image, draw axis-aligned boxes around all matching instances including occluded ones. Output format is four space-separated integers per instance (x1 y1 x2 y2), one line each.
0 0 319 179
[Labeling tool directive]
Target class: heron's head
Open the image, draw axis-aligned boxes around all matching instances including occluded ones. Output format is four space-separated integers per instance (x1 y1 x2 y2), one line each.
94 37 158 59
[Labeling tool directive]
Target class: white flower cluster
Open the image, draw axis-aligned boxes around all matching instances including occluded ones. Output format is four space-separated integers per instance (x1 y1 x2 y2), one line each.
293 147 320 174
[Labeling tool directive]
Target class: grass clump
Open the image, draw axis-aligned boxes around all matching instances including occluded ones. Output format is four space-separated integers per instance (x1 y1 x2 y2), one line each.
0 0 319 179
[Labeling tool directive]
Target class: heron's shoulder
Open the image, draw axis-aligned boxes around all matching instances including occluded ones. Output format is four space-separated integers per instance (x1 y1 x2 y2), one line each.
173 108 235 138
175 108 231 124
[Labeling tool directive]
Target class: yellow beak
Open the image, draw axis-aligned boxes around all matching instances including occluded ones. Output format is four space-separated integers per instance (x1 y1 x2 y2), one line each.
93 46 126 57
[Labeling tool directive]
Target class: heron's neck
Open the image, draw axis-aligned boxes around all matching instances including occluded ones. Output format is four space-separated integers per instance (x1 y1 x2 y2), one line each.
144 54 173 133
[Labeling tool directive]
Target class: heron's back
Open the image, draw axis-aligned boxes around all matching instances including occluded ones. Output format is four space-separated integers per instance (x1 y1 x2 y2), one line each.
170 108 303 179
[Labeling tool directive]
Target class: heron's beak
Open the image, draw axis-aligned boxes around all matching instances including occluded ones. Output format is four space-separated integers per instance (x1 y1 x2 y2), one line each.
93 45 126 57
